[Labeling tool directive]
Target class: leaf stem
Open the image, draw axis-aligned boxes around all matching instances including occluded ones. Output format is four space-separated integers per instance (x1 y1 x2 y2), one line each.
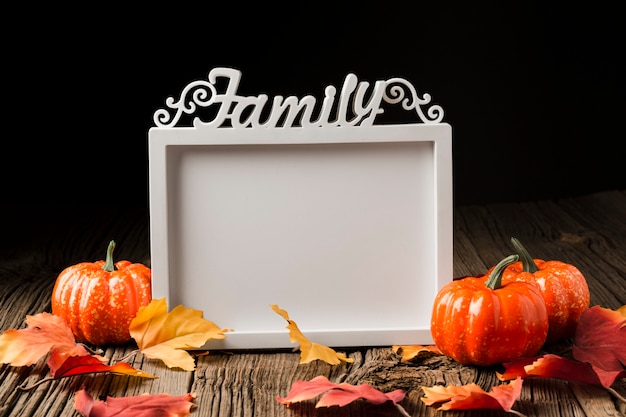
394 403 412 417
607 386 626 404
17 377 55 391
116 349 139 363
78 343 104 356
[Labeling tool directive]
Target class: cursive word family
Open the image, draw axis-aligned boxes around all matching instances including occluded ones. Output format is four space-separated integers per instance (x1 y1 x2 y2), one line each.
153 67 443 128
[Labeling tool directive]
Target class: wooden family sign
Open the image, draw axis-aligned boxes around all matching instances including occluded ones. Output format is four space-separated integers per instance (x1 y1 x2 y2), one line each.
148 67 452 349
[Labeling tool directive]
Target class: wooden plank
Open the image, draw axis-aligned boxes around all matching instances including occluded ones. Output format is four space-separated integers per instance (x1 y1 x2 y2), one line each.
0 191 624 417
569 382 625 417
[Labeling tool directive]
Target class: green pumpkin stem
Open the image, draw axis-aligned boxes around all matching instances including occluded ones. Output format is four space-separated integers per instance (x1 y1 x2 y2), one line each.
511 237 539 273
485 254 519 290
103 240 116 272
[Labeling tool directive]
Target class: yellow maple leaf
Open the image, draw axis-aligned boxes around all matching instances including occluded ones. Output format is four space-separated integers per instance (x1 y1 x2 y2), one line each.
270 304 354 365
392 345 443 363
129 298 231 371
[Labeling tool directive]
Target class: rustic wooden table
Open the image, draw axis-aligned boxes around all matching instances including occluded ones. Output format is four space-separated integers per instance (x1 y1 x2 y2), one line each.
1 190 625 417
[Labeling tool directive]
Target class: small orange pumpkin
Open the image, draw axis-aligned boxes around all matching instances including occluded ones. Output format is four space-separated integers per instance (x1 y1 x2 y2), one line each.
504 237 590 343
51 240 152 346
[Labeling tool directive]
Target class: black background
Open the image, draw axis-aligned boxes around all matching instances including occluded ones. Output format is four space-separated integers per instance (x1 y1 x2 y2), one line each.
4 3 624 210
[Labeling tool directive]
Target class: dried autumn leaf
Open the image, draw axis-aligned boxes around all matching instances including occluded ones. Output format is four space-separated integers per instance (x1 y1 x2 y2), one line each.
276 375 405 408
498 306 626 390
52 354 156 379
47 350 107 378
74 388 195 417
0 312 89 367
0 313 154 390
129 298 231 371
270 304 354 365
497 356 540 381
498 353 626 389
392 345 443 362
421 377 523 414
573 305 626 373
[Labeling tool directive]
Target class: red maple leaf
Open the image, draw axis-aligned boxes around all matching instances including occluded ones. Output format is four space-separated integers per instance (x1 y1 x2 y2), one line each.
498 354 626 389
498 305 626 390
277 375 406 410
573 305 626 372
52 354 156 379
74 389 196 417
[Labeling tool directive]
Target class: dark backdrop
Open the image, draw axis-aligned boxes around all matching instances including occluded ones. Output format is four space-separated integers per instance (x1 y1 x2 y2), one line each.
4 3 624 210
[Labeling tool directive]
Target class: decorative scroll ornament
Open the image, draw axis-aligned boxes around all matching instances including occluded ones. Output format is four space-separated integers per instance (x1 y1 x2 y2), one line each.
153 67 444 128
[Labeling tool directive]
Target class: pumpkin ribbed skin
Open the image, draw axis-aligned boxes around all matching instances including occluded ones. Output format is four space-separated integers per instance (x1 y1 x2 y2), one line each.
51 258 151 346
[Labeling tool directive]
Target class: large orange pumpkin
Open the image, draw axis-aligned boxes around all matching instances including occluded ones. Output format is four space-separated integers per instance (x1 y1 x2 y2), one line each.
431 254 549 366
51 240 152 346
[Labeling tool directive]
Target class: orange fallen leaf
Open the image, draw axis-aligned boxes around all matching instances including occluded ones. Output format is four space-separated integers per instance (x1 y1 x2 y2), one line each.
0 312 154 390
270 304 354 365
392 345 443 362
129 298 232 371
497 356 541 381
0 312 89 367
277 375 406 414
421 377 524 415
74 388 195 417
573 305 626 373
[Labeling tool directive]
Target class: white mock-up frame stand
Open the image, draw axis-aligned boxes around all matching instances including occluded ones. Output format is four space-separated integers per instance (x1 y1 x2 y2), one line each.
149 67 452 349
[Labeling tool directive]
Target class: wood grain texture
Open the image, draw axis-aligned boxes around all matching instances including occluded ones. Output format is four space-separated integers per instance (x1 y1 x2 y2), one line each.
1 190 624 417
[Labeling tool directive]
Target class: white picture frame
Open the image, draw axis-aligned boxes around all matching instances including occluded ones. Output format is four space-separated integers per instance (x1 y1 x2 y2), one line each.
148 68 452 349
